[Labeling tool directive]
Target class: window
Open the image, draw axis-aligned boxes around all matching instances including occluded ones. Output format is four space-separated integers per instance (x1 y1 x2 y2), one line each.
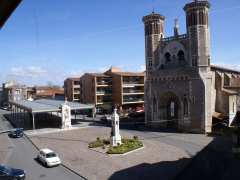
224 74 230 86
184 98 188 116
170 101 175 117
178 50 185 62
233 102 235 113
165 52 171 63
148 60 152 67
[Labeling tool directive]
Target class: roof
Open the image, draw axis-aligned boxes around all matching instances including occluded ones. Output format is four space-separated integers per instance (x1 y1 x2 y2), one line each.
0 0 21 29
65 77 80 81
111 72 145 76
40 148 54 154
222 88 238 95
184 1 210 11
211 65 240 74
9 99 95 113
86 73 111 78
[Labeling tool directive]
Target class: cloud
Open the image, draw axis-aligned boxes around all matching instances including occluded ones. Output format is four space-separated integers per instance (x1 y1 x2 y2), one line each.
10 66 47 78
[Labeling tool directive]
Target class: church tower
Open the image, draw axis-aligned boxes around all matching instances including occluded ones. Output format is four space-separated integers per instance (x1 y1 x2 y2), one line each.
142 12 165 73
184 0 211 70
184 0 212 133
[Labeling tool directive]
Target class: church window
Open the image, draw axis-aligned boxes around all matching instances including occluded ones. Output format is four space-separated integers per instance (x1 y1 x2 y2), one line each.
165 52 171 63
148 59 153 67
170 101 175 117
233 102 235 113
184 98 188 116
178 50 185 62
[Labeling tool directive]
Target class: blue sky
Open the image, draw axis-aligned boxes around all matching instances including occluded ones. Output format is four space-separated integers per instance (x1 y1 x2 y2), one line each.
0 0 240 86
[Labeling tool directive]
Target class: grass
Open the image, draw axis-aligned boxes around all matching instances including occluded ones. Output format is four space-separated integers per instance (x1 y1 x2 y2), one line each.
88 138 110 148
88 136 144 154
107 138 143 154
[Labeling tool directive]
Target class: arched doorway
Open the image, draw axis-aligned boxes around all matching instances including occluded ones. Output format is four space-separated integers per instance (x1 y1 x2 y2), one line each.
159 92 181 129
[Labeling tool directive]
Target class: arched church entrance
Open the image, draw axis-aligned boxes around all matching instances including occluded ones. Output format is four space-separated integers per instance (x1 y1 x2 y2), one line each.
159 92 181 129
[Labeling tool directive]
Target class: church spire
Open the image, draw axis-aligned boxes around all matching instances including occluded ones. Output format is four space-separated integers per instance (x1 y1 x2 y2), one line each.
174 18 179 37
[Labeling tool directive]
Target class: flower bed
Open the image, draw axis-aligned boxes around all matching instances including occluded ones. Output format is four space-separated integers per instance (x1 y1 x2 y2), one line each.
88 136 143 154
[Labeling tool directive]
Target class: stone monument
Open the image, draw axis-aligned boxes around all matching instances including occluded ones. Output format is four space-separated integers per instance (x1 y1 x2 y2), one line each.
61 100 72 129
110 108 122 147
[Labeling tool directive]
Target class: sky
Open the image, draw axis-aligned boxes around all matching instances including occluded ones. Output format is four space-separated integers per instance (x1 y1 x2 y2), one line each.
0 0 240 86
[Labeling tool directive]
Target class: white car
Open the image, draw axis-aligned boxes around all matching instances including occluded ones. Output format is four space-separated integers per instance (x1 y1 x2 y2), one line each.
37 149 61 167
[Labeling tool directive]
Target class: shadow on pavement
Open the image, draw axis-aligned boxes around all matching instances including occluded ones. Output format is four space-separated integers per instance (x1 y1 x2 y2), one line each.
109 136 240 180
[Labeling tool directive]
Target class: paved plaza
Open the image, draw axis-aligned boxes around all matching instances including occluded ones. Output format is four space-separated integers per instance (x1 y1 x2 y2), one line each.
30 126 213 180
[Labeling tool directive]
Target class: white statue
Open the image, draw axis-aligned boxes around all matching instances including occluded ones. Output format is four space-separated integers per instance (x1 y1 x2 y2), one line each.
61 102 72 129
110 108 122 147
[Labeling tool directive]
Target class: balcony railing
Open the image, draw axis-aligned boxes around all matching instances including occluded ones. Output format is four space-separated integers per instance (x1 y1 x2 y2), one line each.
123 98 144 103
123 81 144 85
96 91 112 95
97 81 112 86
123 90 144 94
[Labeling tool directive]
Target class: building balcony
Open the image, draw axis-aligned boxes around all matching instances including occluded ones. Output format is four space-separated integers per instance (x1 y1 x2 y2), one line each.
97 101 112 105
96 91 112 96
122 83 144 88
123 89 144 95
123 97 144 104
96 82 112 87
73 91 80 94
73 85 80 88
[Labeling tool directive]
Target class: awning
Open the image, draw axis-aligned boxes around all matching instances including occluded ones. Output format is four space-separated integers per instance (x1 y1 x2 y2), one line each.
9 99 95 113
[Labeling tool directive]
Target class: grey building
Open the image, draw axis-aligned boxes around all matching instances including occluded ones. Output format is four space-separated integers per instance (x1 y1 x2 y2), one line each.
143 1 240 133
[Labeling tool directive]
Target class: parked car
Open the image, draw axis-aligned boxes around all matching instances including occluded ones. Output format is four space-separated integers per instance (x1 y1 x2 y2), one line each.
8 128 24 138
0 164 25 180
37 149 61 167
100 115 112 123
128 111 145 118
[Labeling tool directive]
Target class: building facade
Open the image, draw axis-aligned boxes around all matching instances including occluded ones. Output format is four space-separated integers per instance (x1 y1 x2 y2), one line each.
1 81 32 106
80 73 113 113
105 68 144 112
64 78 81 102
143 1 240 133
33 86 64 100
80 67 145 114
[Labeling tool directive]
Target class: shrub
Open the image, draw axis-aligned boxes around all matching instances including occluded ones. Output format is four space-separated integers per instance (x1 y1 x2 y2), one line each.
107 138 143 154
133 136 138 140
96 137 100 141
88 140 104 148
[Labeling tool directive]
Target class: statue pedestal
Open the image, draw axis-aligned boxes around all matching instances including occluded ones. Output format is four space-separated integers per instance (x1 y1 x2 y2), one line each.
110 109 122 147
110 134 122 147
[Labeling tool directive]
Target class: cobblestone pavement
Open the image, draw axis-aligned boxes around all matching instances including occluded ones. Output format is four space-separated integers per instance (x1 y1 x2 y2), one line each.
30 126 213 180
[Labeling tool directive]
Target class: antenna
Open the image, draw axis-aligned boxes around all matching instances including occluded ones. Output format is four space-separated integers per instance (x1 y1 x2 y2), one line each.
152 0 155 13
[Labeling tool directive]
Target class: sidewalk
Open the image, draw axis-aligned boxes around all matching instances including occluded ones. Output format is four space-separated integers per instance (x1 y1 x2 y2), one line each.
0 114 15 164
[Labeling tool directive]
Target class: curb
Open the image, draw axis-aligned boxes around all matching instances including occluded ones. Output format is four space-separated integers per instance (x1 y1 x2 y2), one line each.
23 133 88 180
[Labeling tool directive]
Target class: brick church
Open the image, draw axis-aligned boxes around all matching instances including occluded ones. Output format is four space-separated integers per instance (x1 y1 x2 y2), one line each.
143 0 240 133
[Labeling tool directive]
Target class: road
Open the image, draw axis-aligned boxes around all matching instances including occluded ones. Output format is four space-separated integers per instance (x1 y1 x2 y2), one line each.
0 109 85 180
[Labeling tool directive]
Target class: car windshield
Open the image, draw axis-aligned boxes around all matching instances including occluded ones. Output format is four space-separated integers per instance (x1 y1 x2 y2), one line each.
46 152 57 158
0 165 11 174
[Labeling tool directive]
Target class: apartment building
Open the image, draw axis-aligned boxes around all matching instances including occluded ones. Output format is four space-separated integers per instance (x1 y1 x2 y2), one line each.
107 71 145 111
80 73 113 113
64 78 81 102
80 67 145 113
34 86 64 100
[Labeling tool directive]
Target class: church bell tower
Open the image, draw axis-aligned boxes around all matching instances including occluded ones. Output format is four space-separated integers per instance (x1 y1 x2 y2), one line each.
142 12 165 73
184 0 211 70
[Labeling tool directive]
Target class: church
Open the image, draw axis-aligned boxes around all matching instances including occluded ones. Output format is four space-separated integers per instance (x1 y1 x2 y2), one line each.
143 0 240 133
